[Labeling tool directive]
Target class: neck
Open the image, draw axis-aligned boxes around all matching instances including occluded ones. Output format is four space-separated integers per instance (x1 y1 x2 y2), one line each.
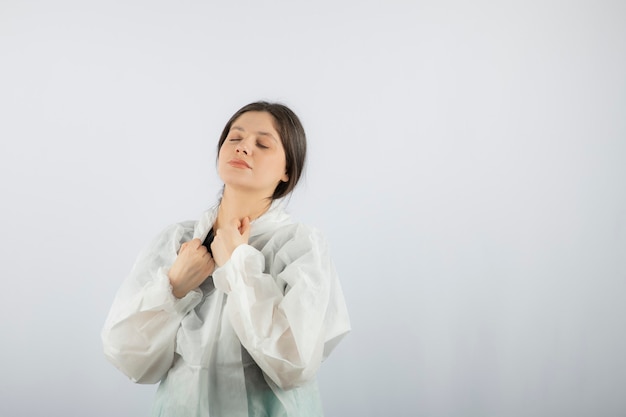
215 186 273 229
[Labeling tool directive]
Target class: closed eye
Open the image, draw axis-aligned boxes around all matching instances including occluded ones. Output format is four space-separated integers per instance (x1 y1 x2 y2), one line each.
257 142 269 149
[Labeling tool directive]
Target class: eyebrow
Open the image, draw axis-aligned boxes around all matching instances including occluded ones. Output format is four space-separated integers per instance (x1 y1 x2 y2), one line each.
230 126 279 142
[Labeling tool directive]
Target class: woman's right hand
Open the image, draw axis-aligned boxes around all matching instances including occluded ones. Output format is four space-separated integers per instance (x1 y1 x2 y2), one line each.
168 238 215 298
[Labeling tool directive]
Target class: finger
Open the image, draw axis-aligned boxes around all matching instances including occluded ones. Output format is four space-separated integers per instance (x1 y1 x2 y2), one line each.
205 258 216 276
230 218 242 231
196 244 208 255
240 216 251 240
188 238 202 249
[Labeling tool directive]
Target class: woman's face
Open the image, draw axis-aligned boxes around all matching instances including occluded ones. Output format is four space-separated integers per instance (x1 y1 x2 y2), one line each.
218 111 288 197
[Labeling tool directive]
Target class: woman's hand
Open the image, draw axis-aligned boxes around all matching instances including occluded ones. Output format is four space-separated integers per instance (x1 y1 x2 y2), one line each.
211 217 251 267
168 238 215 298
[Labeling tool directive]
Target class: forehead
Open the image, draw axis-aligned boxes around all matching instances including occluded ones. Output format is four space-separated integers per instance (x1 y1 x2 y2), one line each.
230 111 279 138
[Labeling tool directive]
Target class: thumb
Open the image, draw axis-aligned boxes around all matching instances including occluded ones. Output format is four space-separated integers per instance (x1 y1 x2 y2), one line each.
239 216 251 240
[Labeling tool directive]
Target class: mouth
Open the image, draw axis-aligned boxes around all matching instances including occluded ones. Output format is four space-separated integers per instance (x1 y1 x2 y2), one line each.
228 159 251 169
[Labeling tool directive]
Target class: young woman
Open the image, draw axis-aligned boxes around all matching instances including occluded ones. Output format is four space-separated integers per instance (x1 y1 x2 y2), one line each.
102 101 351 416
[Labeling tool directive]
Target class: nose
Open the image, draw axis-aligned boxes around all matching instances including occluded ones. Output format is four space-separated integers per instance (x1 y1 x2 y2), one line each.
235 140 249 156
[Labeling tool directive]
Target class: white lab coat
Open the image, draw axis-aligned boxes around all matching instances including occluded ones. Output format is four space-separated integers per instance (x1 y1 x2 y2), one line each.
102 199 351 416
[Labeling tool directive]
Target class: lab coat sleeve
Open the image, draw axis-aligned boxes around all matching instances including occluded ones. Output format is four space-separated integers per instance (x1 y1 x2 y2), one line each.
101 223 203 384
212 225 350 390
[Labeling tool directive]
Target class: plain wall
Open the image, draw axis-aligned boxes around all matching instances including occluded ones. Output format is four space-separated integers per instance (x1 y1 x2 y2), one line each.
1 1 625 416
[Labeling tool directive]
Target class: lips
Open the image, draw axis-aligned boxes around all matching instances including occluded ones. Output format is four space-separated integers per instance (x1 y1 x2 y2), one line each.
228 159 251 169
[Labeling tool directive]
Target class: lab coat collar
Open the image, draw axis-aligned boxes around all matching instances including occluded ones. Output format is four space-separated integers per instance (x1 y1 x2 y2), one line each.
193 197 292 241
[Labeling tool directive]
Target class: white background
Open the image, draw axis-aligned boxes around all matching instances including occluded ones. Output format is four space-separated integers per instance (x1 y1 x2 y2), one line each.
1 1 625 416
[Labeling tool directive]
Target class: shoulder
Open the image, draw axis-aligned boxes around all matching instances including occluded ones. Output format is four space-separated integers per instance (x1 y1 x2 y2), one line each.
253 221 329 260
140 219 197 256
156 219 196 241
275 222 325 243
262 204 324 240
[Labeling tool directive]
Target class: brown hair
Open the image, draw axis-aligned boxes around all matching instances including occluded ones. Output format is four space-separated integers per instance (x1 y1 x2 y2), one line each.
217 101 307 200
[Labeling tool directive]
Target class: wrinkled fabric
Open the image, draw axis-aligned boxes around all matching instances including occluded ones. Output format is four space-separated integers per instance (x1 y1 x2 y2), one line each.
102 199 350 416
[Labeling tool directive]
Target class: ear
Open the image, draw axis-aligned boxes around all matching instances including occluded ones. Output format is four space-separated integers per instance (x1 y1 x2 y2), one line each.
281 172 289 182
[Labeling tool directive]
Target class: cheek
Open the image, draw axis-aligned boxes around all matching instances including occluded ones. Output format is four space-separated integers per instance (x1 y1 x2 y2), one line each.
271 154 287 175
217 144 229 164
216 146 228 174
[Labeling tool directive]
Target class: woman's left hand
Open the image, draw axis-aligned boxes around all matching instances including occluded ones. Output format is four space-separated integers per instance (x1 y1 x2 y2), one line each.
211 217 251 267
